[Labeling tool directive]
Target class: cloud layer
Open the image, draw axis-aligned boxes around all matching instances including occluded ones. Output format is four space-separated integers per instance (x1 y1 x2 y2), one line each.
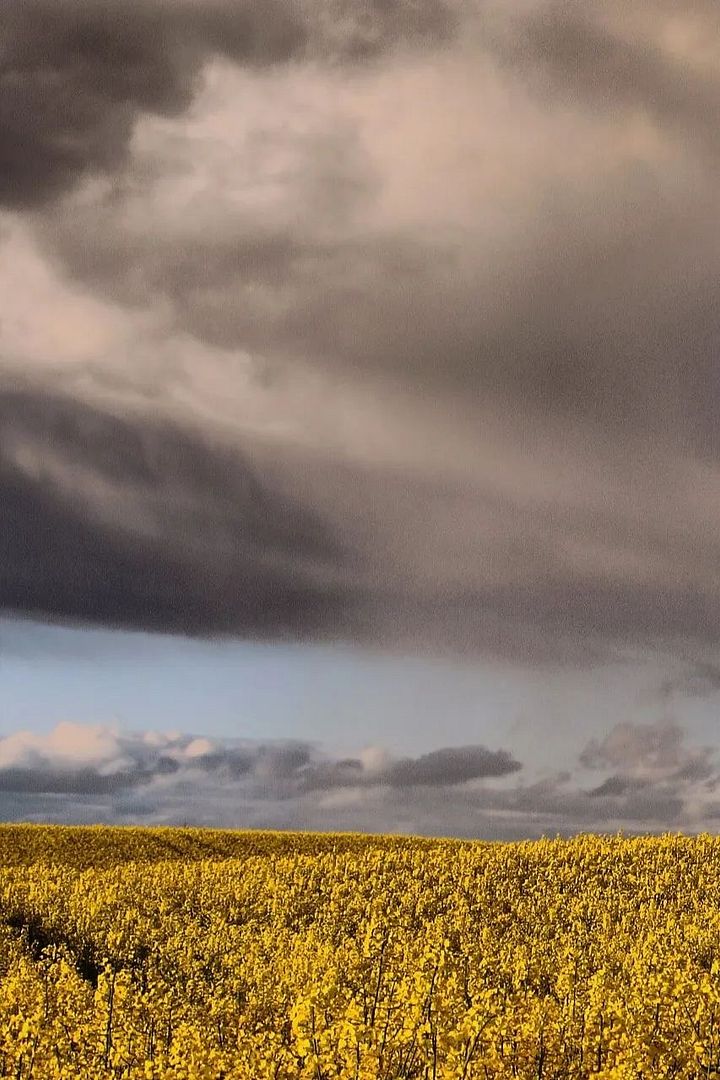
1 718 718 839
0 720 519 799
2 0 720 666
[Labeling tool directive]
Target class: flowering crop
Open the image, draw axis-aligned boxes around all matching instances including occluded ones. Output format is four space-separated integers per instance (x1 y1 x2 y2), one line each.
0 827 719 1077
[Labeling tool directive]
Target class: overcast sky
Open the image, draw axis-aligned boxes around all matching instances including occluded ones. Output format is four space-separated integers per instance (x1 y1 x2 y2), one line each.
2 0 720 836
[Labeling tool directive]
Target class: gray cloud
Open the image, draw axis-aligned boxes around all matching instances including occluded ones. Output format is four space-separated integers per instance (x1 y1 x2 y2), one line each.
589 774 632 797
0 762 178 796
0 0 456 208
34 0 720 449
579 720 690 773
660 661 720 701
297 744 521 791
0 723 518 803
0 0 303 208
513 6 720 159
0 719 716 838
578 718 716 805
386 745 521 786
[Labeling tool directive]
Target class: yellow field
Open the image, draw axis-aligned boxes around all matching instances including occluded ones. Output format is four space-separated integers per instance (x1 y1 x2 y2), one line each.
0 827 719 1078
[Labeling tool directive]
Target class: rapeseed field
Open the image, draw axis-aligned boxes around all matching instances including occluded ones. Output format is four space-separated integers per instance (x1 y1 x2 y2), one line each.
0 825 718 1078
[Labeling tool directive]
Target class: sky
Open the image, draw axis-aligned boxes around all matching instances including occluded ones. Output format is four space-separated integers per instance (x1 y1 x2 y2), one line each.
2 0 720 837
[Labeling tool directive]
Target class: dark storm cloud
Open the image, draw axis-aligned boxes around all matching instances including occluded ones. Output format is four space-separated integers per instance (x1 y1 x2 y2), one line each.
7 377 720 662
364 578 720 665
0 385 348 638
0 0 456 208
3 0 720 667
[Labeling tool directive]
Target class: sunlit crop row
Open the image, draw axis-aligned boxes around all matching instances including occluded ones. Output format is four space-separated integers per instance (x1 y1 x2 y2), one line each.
0 824 442 869
1 827 720 1077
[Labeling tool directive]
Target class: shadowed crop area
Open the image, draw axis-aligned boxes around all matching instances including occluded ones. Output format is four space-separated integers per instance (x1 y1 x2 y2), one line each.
0 827 719 1076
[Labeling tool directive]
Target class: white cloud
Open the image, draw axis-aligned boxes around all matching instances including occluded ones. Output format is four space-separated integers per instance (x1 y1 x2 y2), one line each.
0 721 126 772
